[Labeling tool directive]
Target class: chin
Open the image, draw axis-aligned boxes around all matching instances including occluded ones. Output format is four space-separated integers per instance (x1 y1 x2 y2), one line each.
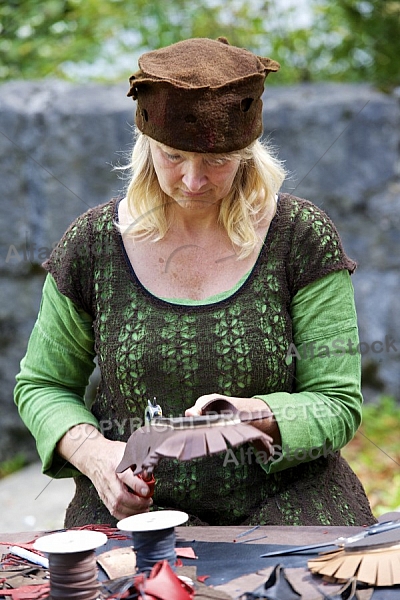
179 196 218 209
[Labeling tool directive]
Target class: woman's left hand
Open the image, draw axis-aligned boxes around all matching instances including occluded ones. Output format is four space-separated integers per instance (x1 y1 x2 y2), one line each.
185 393 281 444
185 393 267 417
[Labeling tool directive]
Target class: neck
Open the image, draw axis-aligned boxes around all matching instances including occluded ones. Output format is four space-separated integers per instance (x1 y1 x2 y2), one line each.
168 202 222 237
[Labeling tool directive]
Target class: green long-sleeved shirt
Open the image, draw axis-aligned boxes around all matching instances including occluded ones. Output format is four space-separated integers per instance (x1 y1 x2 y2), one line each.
14 193 376 527
15 268 362 479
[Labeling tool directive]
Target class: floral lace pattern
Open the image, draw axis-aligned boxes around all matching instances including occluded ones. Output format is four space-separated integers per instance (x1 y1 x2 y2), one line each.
44 194 374 527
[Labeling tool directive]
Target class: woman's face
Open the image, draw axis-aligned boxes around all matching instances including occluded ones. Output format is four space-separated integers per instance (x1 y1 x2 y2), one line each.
149 139 241 210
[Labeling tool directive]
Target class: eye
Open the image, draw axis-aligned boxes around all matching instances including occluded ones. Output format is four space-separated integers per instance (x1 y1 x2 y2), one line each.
205 157 229 167
164 151 182 162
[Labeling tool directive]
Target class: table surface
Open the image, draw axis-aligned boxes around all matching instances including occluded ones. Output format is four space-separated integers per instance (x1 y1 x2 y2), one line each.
0 525 362 548
176 524 362 545
1 525 399 600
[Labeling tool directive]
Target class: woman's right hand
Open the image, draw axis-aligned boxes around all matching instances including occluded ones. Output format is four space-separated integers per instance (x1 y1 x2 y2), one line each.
56 424 153 520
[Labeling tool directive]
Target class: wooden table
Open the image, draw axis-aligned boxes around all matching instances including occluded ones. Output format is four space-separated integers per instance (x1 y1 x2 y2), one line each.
0 526 396 599
176 524 361 545
0 524 362 548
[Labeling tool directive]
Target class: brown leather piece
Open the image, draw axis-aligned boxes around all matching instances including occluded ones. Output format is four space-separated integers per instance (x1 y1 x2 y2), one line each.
116 411 273 476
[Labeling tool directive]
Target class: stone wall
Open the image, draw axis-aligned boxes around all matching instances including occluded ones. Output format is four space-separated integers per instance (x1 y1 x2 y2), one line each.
0 80 399 462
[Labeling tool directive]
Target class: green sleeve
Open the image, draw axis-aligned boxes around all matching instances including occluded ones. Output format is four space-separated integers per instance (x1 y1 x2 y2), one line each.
255 269 363 474
14 274 99 478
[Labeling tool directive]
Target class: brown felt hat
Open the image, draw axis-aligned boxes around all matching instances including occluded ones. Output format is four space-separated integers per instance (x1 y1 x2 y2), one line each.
127 37 280 153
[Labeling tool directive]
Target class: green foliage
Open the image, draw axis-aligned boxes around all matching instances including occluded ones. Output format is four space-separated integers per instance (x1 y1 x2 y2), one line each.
0 453 27 479
0 0 400 91
251 0 400 88
1 1 399 88
342 396 400 516
0 0 276 81
310 0 400 90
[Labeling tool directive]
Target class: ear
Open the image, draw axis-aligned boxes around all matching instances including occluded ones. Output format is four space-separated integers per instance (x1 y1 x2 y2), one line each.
217 36 230 45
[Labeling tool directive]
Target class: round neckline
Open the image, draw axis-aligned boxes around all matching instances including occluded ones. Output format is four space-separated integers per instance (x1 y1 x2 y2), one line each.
114 196 279 307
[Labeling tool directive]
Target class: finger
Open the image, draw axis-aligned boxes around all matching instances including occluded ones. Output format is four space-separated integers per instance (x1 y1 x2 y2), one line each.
186 392 229 416
134 473 155 499
113 484 153 519
115 498 152 520
118 471 151 498
195 393 222 405
188 393 221 415
185 406 201 416
122 488 153 511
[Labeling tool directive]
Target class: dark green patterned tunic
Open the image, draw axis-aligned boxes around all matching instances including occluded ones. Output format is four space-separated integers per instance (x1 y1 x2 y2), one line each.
17 193 376 527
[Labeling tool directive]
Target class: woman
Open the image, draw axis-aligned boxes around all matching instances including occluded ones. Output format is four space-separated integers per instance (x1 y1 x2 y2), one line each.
15 37 375 527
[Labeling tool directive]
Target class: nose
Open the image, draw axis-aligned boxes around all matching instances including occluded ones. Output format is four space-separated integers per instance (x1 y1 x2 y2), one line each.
182 159 207 192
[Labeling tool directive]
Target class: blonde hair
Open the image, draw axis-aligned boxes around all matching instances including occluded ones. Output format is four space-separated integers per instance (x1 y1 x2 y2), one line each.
122 132 286 259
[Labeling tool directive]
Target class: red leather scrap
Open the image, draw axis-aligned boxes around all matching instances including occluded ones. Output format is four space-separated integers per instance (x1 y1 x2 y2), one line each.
106 560 194 600
0 584 50 599
140 560 194 600
0 544 39 553
71 524 130 540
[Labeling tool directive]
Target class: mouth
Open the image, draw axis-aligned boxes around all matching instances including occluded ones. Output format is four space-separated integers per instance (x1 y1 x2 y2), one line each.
182 191 206 196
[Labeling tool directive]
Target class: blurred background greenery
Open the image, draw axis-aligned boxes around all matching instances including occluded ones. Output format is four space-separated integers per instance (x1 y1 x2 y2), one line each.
341 396 400 517
1 0 399 516
1 0 400 90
